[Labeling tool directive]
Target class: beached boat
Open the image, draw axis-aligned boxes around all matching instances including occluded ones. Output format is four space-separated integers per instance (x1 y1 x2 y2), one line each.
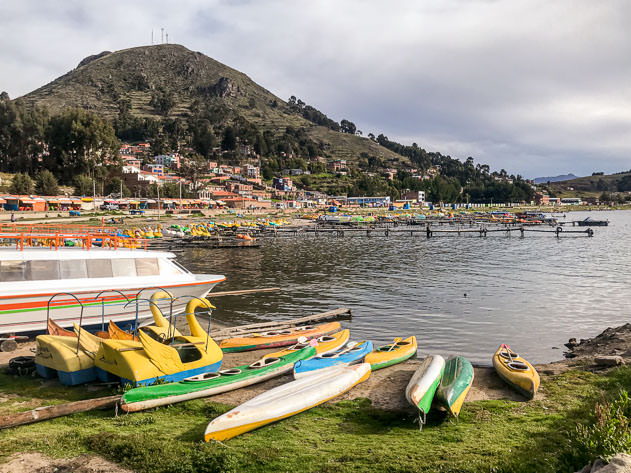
92 298 223 386
405 355 445 423
293 340 373 378
435 355 474 417
264 329 350 359
0 246 225 335
492 344 539 399
120 346 316 412
219 321 342 353
34 333 97 385
204 363 372 442
365 336 417 370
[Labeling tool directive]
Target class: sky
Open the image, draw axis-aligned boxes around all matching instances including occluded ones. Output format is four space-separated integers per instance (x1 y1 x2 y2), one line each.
0 0 629 178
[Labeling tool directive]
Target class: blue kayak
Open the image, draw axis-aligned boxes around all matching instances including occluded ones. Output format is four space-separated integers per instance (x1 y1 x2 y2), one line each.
293 341 373 378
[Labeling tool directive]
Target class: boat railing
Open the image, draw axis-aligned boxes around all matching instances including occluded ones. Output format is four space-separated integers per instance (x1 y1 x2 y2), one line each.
0 231 147 251
45 292 85 355
94 290 132 333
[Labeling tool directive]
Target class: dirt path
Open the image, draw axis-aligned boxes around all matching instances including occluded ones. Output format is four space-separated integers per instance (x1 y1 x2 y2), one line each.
0 453 134 473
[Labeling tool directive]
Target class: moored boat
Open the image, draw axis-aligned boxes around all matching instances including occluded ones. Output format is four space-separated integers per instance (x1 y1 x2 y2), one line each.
365 336 417 370
264 329 350 359
120 346 316 412
435 355 474 417
492 344 539 399
204 363 372 442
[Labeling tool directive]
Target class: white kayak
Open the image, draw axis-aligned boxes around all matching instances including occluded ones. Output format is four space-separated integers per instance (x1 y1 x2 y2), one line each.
204 362 372 442
405 355 445 422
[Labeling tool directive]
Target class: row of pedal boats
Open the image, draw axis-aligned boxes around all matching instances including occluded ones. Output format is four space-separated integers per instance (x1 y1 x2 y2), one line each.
32 294 540 442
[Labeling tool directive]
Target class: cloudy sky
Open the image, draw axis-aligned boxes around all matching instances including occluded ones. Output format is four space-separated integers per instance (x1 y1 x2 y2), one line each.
1 0 629 178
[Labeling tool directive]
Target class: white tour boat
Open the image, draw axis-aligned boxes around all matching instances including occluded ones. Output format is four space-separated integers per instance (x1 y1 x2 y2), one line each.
0 247 225 334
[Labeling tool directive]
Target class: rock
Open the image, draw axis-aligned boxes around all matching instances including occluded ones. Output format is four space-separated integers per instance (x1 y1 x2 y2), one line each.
565 338 579 349
594 355 624 366
577 453 631 472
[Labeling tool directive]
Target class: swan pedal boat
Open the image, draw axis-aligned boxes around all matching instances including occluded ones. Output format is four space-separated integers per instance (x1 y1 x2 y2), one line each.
120 346 316 412
365 336 417 370
492 344 540 399
204 362 372 442
435 355 474 417
219 321 342 353
293 340 373 379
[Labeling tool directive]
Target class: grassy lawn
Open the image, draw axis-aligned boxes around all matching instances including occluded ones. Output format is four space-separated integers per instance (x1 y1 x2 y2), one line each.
1 366 629 473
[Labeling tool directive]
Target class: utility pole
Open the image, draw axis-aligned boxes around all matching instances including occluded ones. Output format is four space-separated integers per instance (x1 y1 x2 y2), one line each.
157 184 161 221
179 180 182 209
151 29 153 45
161 28 164 44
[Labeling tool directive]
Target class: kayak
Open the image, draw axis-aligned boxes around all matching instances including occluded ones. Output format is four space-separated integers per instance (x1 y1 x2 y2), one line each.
265 329 350 359
436 355 474 417
204 362 372 442
293 340 373 378
120 346 316 412
492 344 540 399
365 336 417 370
219 321 342 353
405 355 445 422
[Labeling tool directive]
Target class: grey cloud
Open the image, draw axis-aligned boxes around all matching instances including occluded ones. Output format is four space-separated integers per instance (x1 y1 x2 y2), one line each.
0 0 628 177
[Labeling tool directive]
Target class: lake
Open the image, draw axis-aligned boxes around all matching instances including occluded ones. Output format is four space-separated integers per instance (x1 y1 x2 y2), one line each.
179 210 628 365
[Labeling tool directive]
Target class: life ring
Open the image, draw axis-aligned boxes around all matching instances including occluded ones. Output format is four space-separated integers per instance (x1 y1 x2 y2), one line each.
8 356 36 376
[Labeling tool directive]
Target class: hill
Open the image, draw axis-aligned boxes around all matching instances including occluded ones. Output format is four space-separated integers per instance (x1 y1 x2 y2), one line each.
533 173 578 184
546 171 631 196
18 44 406 165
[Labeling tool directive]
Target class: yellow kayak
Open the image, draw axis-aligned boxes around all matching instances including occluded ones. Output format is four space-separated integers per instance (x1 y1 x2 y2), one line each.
264 329 350 359
492 344 539 399
365 336 417 370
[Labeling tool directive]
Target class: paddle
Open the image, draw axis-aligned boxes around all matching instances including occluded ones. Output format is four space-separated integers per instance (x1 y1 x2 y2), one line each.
322 340 359 359
388 337 403 352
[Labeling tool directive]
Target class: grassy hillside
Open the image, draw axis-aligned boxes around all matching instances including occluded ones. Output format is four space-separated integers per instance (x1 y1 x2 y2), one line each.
18 44 405 164
547 171 631 196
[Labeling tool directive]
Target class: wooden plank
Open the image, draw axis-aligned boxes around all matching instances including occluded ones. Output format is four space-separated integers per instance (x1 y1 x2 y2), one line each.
0 395 121 430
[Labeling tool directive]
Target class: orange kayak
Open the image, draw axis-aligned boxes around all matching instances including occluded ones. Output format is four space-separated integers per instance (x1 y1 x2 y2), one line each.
220 322 342 353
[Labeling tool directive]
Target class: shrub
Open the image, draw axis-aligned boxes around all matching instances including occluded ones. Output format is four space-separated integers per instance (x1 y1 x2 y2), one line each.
569 390 631 465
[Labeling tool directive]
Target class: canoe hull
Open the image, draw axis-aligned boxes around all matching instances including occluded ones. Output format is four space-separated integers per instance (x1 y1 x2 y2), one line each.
365 336 417 370
492 345 540 399
204 363 372 442
293 340 373 378
405 355 445 415
436 355 474 416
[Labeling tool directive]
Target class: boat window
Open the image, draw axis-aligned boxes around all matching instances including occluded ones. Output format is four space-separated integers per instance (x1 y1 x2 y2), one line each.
158 258 182 276
86 259 113 278
135 258 159 276
26 260 60 281
60 259 88 279
0 261 26 281
112 258 137 277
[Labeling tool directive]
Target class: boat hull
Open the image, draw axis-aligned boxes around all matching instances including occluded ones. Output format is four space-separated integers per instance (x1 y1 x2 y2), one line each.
436 355 474 417
0 275 224 335
405 355 445 416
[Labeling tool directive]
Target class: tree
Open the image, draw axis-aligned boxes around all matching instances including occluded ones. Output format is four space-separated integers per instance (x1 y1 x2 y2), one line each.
9 173 33 194
221 126 236 151
340 119 356 134
104 176 131 197
180 154 207 192
46 109 119 182
74 174 93 196
192 120 216 157
35 170 59 195
149 88 176 116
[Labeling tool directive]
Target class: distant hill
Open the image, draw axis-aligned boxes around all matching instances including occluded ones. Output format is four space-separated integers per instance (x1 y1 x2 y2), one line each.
546 171 631 195
17 44 407 166
533 173 578 184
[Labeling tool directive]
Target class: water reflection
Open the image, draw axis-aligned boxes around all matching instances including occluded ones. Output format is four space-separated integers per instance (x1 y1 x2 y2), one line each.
178 210 630 364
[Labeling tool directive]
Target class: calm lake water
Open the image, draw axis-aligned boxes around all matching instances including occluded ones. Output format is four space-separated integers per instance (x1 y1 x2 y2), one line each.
179 210 630 365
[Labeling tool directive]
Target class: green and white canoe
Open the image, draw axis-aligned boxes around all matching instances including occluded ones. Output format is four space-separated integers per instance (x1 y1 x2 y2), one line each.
405 354 445 422
436 355 474 417
120 346 316 412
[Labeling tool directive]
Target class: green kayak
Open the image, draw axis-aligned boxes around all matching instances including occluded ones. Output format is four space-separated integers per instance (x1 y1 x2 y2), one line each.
436 355 474 417
120 346 316 412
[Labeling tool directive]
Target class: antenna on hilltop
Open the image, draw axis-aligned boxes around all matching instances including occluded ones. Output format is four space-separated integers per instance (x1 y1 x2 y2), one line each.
166 32 169 44
151 29 154 45
161 28 164 44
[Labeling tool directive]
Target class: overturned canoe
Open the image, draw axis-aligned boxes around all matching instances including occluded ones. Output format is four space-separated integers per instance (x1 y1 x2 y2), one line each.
219 321 342 353
204 363 372 442
436 355 474 417
293 340 373 378
405 355 445 421
365 336 417 370
120 346 316 412
492 344 539 399
264 329 350 359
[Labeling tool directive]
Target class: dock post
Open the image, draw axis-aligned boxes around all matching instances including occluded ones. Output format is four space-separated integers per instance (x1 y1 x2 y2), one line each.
426 225 432 238
520 227 524 238
556 226 562 238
